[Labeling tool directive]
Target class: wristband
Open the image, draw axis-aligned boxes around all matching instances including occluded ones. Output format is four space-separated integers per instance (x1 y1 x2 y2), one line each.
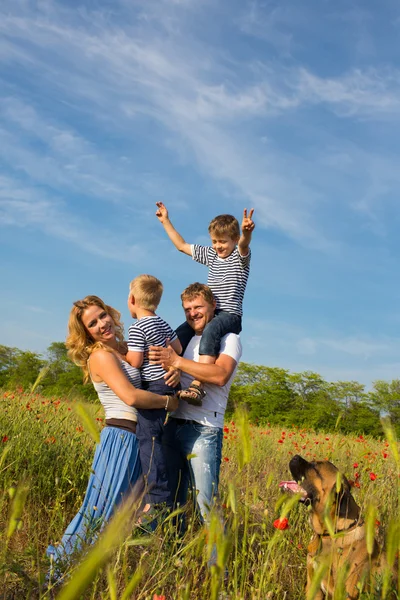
164 395 169 410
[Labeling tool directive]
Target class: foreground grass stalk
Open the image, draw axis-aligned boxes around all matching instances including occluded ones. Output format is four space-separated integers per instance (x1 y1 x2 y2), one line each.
6 479 30 540
55 491 141 600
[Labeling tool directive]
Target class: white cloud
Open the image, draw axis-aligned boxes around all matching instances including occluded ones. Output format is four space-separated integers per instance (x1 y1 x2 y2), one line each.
1 0 400 252
0 175 147 262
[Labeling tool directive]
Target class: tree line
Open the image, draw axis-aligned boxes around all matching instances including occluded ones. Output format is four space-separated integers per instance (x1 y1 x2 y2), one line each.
1 343 399 437
227 363 400 437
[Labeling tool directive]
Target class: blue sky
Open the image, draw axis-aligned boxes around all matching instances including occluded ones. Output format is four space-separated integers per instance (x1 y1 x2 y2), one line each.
1 0 400 387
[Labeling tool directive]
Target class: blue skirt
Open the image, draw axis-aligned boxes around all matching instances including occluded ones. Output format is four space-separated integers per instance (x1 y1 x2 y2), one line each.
47 426 142 563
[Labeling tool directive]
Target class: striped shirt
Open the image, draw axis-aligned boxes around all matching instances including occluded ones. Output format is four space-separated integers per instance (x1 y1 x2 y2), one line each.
90 358 140 421
191 245 251 316
128 315 178 381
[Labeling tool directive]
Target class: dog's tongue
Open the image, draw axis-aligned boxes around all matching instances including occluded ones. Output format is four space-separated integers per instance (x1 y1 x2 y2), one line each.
279 480 307 497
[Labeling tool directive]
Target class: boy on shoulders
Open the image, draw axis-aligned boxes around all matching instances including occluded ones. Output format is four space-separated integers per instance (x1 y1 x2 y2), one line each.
155 202 255 406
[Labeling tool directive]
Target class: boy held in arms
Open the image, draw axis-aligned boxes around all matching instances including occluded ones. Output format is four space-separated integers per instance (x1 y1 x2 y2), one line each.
126 274 182 510
156 202 255 405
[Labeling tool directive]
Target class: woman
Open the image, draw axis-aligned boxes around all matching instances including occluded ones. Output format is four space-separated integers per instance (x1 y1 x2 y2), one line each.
47 295 178 568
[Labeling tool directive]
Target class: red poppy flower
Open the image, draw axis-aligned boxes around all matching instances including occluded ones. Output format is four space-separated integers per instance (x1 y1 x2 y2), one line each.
223 457 229 462
369 472 377 481
353 462 358 468
273 517 289 530
2 436 8 443
153 595 166 600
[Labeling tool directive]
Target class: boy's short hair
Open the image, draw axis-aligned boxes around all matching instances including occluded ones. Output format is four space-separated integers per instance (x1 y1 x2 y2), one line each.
129 274 163 312
208 214 240 240
181 282 215 306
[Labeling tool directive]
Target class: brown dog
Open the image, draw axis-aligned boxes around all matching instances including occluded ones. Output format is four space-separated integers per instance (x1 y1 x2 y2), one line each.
281 454 395 600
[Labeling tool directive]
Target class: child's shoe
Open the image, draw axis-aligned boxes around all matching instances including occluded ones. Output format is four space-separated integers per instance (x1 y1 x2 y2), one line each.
178 384 206 406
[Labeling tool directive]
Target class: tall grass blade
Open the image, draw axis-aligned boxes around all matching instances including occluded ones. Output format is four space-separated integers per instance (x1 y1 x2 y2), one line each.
365 502 377 556
380 417 399 465
236 407 251 470
332 561 349 600
0 445 10 473
74 402 100 444
7 479 29 538
106 565 117 600
56 491 140 600
307 562 329 600
120 567 143 600
30 365 51 394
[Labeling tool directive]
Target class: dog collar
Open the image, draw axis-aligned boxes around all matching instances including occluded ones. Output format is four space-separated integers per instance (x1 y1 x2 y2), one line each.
320 519 364 537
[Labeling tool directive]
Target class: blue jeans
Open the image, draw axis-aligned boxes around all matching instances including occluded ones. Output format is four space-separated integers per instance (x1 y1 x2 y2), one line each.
162 418 223 522
136 378 179 506
176 310 242 357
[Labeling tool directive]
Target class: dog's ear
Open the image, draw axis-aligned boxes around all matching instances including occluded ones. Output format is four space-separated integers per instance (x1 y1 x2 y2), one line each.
335 478 360 521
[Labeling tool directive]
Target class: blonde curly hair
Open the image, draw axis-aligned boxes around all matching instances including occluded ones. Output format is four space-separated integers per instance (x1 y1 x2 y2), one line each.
66 295 124 382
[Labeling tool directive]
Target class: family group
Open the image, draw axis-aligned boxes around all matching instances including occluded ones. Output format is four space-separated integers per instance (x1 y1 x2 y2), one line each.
47 202 255 575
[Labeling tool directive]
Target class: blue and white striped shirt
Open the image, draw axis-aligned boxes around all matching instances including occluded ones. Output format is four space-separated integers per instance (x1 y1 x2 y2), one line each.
128 316 178 381
191 245 251 316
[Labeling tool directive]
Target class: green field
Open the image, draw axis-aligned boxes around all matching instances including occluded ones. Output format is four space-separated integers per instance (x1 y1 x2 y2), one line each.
0 389 399 599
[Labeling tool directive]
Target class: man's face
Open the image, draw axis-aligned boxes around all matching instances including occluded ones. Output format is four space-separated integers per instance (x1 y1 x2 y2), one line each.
182 295 216 334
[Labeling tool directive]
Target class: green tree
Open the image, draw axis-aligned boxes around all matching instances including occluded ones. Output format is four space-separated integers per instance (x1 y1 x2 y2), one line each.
2 348 45 390
40 342 97 401
289 372 340 431
228 363 295 423
369 380 400 436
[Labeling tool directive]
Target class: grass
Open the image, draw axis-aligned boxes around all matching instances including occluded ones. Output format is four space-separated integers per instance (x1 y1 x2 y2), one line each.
0 388 399 599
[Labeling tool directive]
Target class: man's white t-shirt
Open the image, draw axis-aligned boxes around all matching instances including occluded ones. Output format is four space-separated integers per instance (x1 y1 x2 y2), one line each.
172 333 242 429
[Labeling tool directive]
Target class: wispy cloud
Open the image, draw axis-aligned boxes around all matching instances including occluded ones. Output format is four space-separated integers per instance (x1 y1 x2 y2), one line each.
5 0 400 249
0 175 147 262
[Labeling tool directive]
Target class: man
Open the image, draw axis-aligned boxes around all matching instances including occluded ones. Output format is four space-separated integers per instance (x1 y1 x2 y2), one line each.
148 282 242 521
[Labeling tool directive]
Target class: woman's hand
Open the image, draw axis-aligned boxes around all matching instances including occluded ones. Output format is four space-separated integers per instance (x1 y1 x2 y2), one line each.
165 394 179 412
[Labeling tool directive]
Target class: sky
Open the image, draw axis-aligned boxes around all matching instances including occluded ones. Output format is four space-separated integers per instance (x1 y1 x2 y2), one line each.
1 0 400 387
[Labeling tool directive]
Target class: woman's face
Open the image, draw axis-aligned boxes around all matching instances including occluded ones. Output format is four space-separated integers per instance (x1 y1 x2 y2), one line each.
81 304 116 344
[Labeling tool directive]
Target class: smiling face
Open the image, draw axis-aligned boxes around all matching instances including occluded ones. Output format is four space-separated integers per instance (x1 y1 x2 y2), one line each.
81 304 116 344
182 294 216 335
210 233 238 259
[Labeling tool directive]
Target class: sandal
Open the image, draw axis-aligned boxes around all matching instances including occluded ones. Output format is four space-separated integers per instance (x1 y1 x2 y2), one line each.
179 384 206 406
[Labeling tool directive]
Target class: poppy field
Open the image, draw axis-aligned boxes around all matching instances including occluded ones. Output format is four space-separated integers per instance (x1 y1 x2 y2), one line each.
0 388 399 599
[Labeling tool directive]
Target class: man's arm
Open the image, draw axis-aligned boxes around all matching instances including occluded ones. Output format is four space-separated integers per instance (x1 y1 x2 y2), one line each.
148 345 237 387
155 202 192 256
238 208 255 256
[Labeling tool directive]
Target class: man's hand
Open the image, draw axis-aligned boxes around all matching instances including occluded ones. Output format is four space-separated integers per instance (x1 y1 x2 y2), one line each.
155 201 169 224
149 344 180 369
241 208 255 234
164 367 181 388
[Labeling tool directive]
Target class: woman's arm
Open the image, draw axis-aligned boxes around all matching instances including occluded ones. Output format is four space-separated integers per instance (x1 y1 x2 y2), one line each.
90 350 178 410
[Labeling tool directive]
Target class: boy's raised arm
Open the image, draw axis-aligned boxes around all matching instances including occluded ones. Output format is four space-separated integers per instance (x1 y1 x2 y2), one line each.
238 208 255 256
155 202 192 256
